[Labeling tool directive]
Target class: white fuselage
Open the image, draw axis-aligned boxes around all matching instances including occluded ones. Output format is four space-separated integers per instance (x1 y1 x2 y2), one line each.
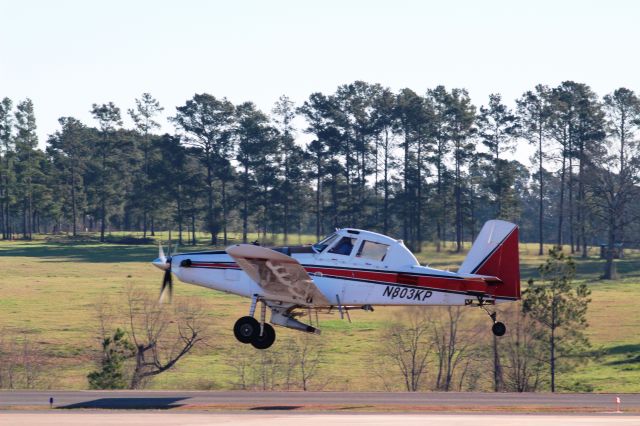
168 250 500 307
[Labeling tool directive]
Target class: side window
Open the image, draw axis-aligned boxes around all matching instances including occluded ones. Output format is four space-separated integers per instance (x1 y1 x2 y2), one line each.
356 241 389 261
328 237 357 256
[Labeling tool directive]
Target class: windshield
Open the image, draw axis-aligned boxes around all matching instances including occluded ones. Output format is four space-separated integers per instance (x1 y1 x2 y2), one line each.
312 233 338 253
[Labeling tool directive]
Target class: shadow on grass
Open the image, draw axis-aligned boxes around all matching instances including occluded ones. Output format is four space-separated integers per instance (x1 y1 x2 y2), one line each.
604 343 640 366
0 242 216 263
59 397 188 409
249 406 302 411
520 255 640 283
606 343 640 355
0 243 155 263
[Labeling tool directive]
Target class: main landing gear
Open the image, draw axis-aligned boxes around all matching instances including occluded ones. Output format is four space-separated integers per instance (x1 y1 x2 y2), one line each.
233 295 276 349
233 295 322 350
234 316 276 349
477 296 506 337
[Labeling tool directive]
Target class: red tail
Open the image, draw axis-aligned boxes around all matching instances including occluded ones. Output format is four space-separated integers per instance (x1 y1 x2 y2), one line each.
459 220 521 300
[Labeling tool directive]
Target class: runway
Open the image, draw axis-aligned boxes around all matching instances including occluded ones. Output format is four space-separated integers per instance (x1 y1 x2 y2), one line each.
1 390 639 412
0 413 638 426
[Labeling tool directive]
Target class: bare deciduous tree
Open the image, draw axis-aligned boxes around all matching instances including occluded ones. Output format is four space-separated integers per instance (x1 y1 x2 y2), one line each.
296 334 323 391
379 308 432 391
0 330 51 389
431 307 479 391
124 287 210 389
501 304 546 392
225 333 324 391
253 348 282 390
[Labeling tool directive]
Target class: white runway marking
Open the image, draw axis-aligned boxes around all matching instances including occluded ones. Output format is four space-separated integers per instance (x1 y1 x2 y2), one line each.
0 413 638 426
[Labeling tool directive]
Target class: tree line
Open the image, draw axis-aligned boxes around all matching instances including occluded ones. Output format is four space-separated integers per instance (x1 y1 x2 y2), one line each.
2 81 640 278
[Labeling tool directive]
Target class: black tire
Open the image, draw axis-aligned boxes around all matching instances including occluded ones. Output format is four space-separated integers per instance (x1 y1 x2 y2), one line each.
251 323 276 350
234 316 260 344
492 321 506 337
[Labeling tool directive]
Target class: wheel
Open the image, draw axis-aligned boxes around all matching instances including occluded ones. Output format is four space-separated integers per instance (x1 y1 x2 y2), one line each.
234 316 260 344
492 321 506 337
251 323 276 350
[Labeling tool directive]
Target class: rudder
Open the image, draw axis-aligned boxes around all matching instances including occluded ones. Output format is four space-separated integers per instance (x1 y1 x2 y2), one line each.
458 220 520 300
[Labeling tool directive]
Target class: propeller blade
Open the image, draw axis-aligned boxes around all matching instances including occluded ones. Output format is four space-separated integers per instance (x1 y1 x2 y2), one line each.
158 242 167 264
159 268 173 303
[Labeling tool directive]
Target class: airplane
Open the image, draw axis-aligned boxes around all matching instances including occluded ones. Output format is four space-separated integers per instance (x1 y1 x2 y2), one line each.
152 219 520 350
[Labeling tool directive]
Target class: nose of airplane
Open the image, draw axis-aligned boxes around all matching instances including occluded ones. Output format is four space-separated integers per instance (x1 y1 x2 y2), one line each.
152 257 170 271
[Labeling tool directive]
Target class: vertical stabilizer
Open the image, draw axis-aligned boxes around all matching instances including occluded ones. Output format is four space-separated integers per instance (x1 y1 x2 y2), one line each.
459 220 520 299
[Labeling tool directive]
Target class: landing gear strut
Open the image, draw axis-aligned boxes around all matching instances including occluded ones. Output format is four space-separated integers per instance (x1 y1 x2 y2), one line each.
233 295 276 349
477 297 506 337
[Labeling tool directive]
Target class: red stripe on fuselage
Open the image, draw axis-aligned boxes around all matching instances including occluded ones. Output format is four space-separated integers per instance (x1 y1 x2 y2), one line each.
189 262 496 297
304 266 489 294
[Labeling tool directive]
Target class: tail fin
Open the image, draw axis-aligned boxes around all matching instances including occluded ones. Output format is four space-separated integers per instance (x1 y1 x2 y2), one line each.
459 220 520 300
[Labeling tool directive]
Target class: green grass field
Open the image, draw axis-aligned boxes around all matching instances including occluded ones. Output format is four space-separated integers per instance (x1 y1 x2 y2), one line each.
1 232 639 392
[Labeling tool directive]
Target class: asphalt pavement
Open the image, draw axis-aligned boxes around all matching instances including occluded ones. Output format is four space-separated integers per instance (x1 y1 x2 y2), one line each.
1 390 638 411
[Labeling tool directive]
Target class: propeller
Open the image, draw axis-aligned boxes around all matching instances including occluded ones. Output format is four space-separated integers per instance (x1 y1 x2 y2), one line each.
153 243 172 303
160 266 172 303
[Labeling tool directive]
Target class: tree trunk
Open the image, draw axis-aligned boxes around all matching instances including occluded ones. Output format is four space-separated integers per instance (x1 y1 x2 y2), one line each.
100 198 106 242
538 127 544 255
578 142 588 258
403 133 409 244
550 326 556 392
206 154 216 245
557 145 566 247
455 143 463 253
568 150 575 253
143 211 147 239
143 137 149 240
242 164 249 244
603 214 618 280
436 154 443 253
383 130 389 234
493 335 503 392
222 179 228 245
416 132 422 253
22 198 27 239
177 185 183 245
71 165 77 236
315 161 322 240
191 211 196 246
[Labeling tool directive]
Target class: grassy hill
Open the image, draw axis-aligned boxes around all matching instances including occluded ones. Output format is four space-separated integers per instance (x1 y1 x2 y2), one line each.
0 232 639 392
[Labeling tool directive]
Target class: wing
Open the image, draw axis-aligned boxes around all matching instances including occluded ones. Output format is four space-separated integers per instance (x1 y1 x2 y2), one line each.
226 244 330 307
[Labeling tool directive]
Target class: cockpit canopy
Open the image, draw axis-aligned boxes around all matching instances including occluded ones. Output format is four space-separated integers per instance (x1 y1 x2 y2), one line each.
313 229 419 267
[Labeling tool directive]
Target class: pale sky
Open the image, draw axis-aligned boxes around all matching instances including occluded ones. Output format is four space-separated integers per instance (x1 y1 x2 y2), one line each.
1 0 638 146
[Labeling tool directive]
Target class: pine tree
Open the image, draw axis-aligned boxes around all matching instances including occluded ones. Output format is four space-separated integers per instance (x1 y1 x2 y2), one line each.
47 117 90 235
90 102 123 242
0 97 15 239
477 94 519 219
523 247 591 392
517 85 551 255
87 328 134 389
128 93 163 238
14 99 39 239
173 94 235 245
